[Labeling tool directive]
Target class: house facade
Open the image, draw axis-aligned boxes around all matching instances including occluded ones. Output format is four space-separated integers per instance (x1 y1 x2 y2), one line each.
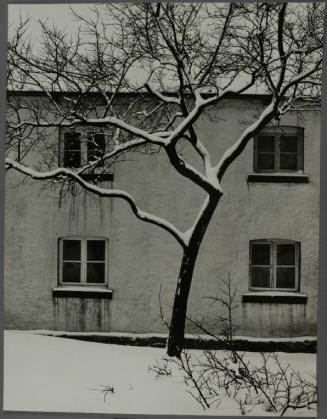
4 93 320 338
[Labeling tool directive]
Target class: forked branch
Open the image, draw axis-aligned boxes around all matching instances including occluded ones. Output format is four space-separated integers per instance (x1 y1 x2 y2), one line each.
5 158 188 248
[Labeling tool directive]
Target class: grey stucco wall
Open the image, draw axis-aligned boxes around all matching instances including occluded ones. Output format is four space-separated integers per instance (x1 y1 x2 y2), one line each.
4 96 320 337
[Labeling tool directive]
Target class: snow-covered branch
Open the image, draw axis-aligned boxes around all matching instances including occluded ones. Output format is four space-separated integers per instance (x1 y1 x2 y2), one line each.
5 158 188 248
7 2 324 358
76 137 149 174
144 83 180 106
215 56 323 182
79 116 169 146
280 59 323 98
215 101 276 181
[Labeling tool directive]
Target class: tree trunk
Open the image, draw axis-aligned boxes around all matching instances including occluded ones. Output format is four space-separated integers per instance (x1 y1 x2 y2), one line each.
167 245 199 357
167 194 221 357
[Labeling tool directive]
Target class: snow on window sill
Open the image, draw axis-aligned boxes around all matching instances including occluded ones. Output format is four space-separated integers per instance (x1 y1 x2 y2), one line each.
242 292 307 304
247 174 309 184
52 286 113 299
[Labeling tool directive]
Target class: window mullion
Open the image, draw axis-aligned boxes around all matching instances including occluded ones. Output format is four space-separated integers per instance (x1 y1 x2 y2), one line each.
82 239 86 283
272 243 276 288
298 130 304 171
276 135 280 170
106 240 108 287
81 131 86 165
59 239 63 284
294 243 300 290
254 137 258 171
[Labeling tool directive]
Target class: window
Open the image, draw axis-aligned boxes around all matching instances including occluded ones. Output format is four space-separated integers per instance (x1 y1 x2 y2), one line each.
87 133 106 166
61 129 106 168
254 127 304 172
249 240 300 291
64 132 81 168
59 237 108 285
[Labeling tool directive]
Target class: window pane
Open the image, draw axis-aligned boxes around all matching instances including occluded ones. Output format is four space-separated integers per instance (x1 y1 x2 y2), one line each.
257 136 275 152
277 244 295 266
251 267 271 288
280 153 298 170
257 153 275 170
87 133 105 164
251 244 270 265
63 240 81 261
64 132 81 168
280 136 298 152
65 132 81 149
276 267 295 288
62 262 81 282
87 263 105 283
64 151 81 168
87 240 105 261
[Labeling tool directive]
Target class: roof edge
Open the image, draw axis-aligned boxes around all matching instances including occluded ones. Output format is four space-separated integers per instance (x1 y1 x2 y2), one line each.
7 89 273 102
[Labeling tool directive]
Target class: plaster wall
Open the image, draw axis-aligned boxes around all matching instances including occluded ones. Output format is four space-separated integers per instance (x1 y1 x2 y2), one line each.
4 96 320 337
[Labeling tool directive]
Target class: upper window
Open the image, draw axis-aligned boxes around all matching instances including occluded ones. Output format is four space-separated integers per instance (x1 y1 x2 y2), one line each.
63 131 81 168
58 237 108 285
254 127 304 173
249 239 300 291
61 129 106 168
87 133 106 166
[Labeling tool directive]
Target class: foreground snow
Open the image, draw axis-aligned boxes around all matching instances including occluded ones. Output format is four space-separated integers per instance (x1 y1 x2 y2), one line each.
3 331 317 416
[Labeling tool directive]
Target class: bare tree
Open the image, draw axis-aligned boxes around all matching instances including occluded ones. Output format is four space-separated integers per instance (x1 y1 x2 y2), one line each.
6 2 324 357
157 278 317 415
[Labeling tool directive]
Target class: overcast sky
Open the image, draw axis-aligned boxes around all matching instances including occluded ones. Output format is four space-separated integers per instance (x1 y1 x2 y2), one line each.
7 2 288 94
9 3 92 23
8 3 96 37
8 3 153 88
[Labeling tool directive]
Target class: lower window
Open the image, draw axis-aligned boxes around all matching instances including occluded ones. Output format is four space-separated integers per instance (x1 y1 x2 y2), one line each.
59 237 108 285
249 239 300 291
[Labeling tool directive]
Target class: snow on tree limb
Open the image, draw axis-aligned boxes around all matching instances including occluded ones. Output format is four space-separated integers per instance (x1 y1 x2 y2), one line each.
215 58 323 182
215 101 276 181
76 138 149 174
6 2 324 357
79 116 169 146
144 83 181 106
5 158 188 248
280 59 323 98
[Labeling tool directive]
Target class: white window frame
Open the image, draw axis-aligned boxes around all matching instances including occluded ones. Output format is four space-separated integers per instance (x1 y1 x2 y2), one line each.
249 239 300 292
58 236 109 286
59 127 108 169
254 126 304 173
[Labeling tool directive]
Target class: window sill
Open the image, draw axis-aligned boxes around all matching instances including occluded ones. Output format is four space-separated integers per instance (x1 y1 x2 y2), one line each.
247 174 309 184
242 292 307 304
80 173 114 182
53 286 113 299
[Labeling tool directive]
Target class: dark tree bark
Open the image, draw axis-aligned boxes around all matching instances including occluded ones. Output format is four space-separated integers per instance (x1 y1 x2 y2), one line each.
167 194 221 357
6 3 323 359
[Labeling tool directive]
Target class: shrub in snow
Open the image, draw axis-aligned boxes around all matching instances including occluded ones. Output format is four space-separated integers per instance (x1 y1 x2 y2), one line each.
88 384 115 403
148 359 172 379
158 277 317 415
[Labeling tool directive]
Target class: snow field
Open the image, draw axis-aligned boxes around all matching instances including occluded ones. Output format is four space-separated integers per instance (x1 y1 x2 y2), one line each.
3 331 317 416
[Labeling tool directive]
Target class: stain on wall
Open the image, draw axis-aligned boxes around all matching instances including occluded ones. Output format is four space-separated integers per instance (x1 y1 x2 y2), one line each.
53 298 111 332
242 303 308 337
4 96 320 337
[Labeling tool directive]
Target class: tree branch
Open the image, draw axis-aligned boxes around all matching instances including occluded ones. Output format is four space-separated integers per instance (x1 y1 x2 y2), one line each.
5 158 188 248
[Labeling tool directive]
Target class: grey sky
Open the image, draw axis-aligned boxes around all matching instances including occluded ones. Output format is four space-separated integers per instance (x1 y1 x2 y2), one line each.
8 3 96 38
8 3 153 88
9 3 91 24
8 2 306 94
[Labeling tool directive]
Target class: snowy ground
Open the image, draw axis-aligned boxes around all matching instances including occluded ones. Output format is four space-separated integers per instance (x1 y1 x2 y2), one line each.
3 331 317 416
